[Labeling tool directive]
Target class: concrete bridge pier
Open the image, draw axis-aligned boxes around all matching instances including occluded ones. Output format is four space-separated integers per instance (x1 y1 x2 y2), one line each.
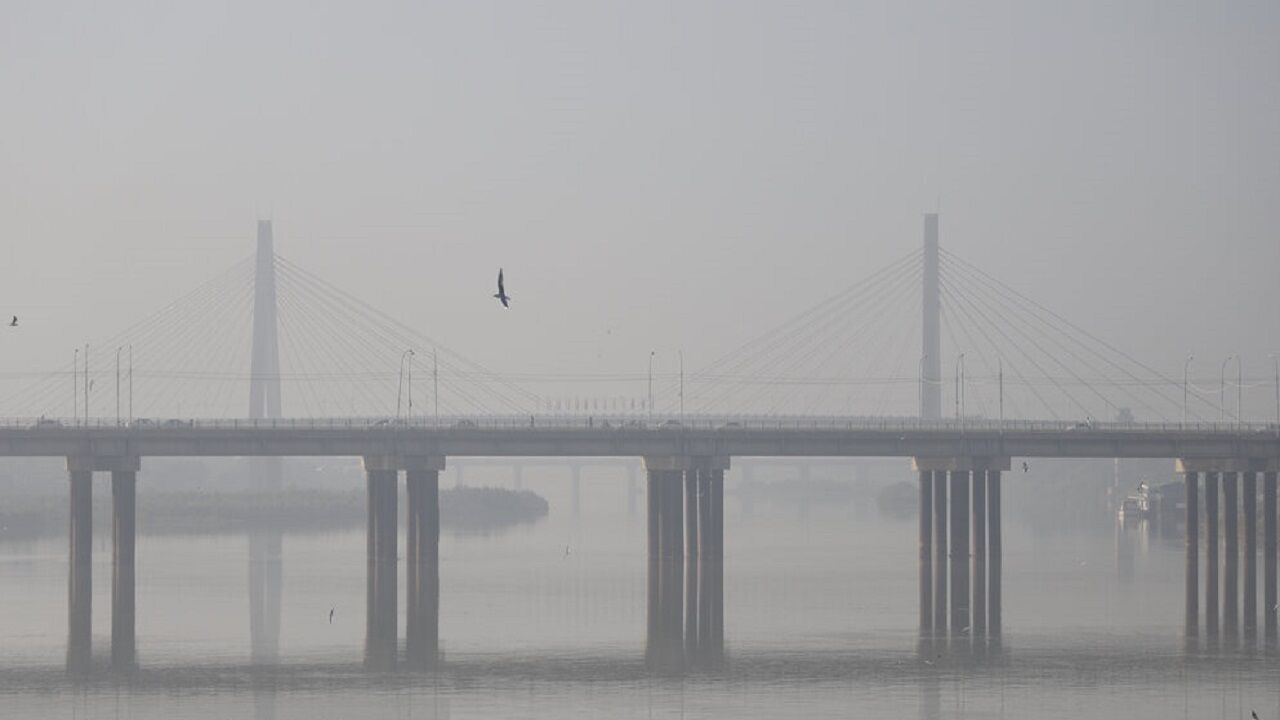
1243 472 1258 644
972 472 987 638
66 456 141 676
932 471 947 634
111 468 138 672
1205 472 1220 639
1178 459 1280 646
683 469 699 656
1184 471 1199 638
949 471 970 637
918 471 933 635
914 458 1008 644
988 468 1002 638
644 456 727 670
66 468 92 676
363 461 399 671
697 463 725 663
1265 472 1277 644
1224 472 1239 644
404 457 445 669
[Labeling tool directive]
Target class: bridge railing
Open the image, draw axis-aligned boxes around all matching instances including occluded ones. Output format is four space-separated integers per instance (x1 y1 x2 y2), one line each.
2 415 1278 436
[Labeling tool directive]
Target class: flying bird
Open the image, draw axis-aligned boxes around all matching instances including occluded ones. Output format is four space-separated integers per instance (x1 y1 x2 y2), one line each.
8 316 15 327
1251 711 1258 720
329 607 335 624
493 268 511 308
1022 461 1029 473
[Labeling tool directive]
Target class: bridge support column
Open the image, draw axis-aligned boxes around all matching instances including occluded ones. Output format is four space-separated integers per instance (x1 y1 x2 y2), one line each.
111 470 137 672
932 471 948 634
697 469 714 654
66 469 92 676
646 468 660 657
915 458 1008 641
971 472 986 638
949 471 970 636
684 469 699 656
1185 472 1199 638
1206 472 1220 639
645 456 727 669
404 457 444 669
918 471 933 635
1224 472 1239 644
662 470 683 665
988 469 1002 638
363 463 399 671
1265 472 1277 644
707 466 725 655
1244 472 1258 644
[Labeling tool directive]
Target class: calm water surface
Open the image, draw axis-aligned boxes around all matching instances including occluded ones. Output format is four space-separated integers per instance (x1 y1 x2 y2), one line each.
1 471 1276 719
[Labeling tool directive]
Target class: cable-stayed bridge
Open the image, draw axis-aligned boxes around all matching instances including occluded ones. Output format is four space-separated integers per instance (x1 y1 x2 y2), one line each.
4 217 1276 676
2 221 1274 424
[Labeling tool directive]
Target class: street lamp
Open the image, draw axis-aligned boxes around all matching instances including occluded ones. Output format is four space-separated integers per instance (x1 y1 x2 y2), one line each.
1271 354 1280 431
115 347 123 426
1234 356 1243 426
678 350 684 422
954 353 966 425
73 348 79 424
1220 355 1234 423
1183 355 1194 428
648 351 656 423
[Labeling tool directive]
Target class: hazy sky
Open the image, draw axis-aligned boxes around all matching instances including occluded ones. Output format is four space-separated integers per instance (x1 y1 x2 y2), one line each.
1 1 1277 413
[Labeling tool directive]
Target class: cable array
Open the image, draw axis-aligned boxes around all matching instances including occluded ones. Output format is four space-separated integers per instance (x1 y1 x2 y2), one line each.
1 252 540 420
936 249 1228 423
0 237 1252 424
683 249 924 416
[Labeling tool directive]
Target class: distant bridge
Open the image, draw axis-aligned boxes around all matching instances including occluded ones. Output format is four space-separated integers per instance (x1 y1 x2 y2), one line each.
11 217 1276 677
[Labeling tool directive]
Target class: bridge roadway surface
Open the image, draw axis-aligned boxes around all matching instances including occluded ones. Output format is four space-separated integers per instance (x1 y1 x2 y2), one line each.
0 417 1277 462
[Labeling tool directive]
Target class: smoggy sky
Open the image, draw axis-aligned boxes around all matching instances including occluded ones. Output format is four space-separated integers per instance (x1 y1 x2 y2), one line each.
1 1 1277 414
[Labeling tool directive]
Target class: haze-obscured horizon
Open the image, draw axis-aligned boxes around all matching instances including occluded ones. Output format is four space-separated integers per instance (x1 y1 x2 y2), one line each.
2 0 1277 410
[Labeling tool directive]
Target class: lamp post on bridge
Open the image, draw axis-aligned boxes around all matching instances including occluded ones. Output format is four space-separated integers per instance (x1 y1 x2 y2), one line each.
648 350 655 424
115 346 123 426
998 357 1004 428
1220 355 1234 423
678 349 684 423
954 353 965 428
1235 356 1243 427
1271 354 1280 431
1183 355 1194 429
73 348 78 424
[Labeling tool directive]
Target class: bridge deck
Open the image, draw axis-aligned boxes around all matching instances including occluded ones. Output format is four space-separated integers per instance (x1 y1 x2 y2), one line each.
0 417 1276 461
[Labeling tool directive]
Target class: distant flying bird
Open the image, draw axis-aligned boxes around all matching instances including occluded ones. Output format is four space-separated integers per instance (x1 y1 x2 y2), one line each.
493 268 511 308
563 544 571 559
8 316 15 327
1251 711 1258 720
329 607 335 624
1022 461 1029 473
